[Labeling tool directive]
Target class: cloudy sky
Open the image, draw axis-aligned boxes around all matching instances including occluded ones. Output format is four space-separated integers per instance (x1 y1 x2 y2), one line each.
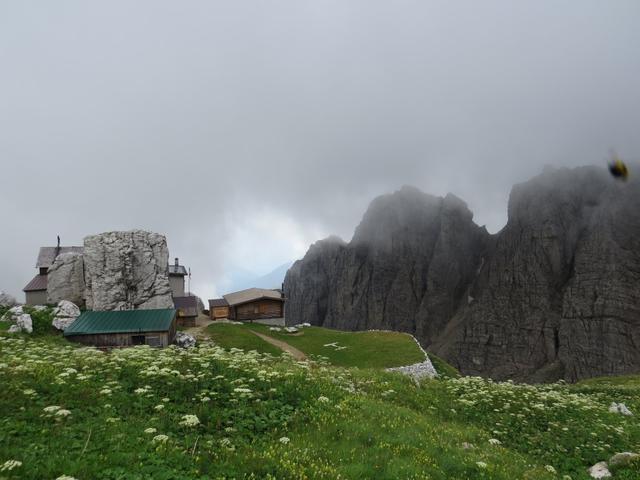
1 1 639 300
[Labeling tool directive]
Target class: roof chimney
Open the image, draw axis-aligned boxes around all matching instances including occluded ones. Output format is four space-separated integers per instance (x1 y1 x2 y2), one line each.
175 257 179 267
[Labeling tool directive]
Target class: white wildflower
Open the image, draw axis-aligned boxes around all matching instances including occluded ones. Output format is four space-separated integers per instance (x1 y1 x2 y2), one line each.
152 434 169 444
55 409 72 417
488 438 501 445
179 414 200 427
476 461 487 469
154 404 165 411
317 396 330 403
279 436 290 444
1 460 22 471
144 427 157 434
43 405 61 413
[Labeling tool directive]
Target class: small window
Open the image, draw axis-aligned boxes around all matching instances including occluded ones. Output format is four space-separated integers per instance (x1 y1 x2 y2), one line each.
146 336 161 347
131 335 145 345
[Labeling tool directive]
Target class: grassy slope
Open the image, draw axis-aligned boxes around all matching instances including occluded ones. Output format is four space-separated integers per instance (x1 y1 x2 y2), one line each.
1 333 640 479
245 323 425 368
206 323 283 356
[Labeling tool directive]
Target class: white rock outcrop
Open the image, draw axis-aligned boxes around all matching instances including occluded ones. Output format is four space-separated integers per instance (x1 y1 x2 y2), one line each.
609 402 633 416
0 291 17 307
8 313 33 334
51 300 81 331
83 230 174 311
386 359 439 380
1 306 23 322
47 252 85 306
587 461 611 479
174 332 196 348
609 452 639 467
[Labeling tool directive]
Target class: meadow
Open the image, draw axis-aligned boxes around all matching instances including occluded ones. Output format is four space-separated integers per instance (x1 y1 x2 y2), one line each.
1 327 639 479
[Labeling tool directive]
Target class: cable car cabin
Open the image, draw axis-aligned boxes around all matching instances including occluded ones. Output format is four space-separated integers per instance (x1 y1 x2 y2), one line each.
64 309 177 348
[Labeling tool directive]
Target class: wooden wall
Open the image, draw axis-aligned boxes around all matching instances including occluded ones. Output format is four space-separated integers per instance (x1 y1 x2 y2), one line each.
211 306 230 320
232 299 283 321
67 318 177 348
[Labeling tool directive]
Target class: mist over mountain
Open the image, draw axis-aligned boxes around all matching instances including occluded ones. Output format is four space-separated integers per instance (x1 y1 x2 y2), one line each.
284 165 640 382
223 262 293 294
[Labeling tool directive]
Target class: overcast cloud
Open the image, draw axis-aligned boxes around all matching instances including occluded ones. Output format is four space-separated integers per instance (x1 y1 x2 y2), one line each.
1 1 639 300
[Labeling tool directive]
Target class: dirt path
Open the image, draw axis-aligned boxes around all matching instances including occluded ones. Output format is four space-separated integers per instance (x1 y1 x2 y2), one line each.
184 314 214 340
250 331 307 361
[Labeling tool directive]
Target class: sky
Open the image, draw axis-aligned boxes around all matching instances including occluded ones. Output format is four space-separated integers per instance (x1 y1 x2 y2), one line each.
1 1 639 300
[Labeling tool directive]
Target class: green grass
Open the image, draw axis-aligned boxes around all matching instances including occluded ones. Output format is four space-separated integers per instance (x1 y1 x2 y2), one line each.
1 333 640 479
428 352 461 378
206 323 282 356
1 319 638 479
0 322 9 332
245 323 425 368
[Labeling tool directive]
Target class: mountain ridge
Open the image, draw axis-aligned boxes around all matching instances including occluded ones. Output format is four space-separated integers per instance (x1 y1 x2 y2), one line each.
284 165 640 382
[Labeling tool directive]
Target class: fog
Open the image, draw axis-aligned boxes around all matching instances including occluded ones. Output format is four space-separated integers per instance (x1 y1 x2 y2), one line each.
1 1 639 300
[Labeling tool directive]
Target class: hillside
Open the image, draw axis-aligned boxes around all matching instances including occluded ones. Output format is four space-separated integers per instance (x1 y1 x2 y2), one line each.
1 333 639 479
284 166 640 382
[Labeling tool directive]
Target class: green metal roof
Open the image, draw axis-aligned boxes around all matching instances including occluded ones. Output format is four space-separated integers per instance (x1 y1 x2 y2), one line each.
64 309 176 336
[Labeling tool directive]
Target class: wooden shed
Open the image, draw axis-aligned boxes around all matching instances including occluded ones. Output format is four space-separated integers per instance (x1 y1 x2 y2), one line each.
208 298 230 320
173 295 198 327
64 309 177 348
222 288 284 321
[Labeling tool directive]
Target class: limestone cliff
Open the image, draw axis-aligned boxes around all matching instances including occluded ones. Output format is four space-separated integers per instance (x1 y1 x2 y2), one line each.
284 166 640 382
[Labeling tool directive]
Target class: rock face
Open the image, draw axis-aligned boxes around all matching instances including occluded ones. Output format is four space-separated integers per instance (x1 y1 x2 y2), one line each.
0 291 17 307
83 230 174 311
51 300 81 331
284 166 640 382
47 252 86 306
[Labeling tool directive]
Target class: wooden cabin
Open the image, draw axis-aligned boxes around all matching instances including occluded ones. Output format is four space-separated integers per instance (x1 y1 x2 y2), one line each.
64 309 177 348
208 298 230 320
173 295 198 327
209 288 284 321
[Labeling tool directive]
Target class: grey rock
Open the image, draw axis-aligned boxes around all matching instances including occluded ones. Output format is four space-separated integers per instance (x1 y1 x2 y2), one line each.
608 452 639 467
51 300 81 331
386 359 438 380
587 461 611 479
8 313 33 334
284 166 640 382
174 332 196 348
0 291 17 307
47 252 85 306
1 306 23 322
83 230 174 311
609 402 633 416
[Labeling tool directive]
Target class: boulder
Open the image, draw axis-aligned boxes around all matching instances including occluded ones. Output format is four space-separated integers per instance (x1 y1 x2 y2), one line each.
0 291 17 308
609 402 633 416
587 462 611 479
51 300 81 331
47 252 85 306
609 452 639 467
8 313 33 334
83 230 174 311
1 306 23 322
174 332 196 349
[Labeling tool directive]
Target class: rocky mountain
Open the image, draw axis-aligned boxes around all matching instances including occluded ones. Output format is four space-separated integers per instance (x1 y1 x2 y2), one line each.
284 166 640 382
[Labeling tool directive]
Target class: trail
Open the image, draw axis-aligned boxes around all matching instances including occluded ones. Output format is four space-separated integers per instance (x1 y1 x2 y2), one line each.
250 331 307 360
